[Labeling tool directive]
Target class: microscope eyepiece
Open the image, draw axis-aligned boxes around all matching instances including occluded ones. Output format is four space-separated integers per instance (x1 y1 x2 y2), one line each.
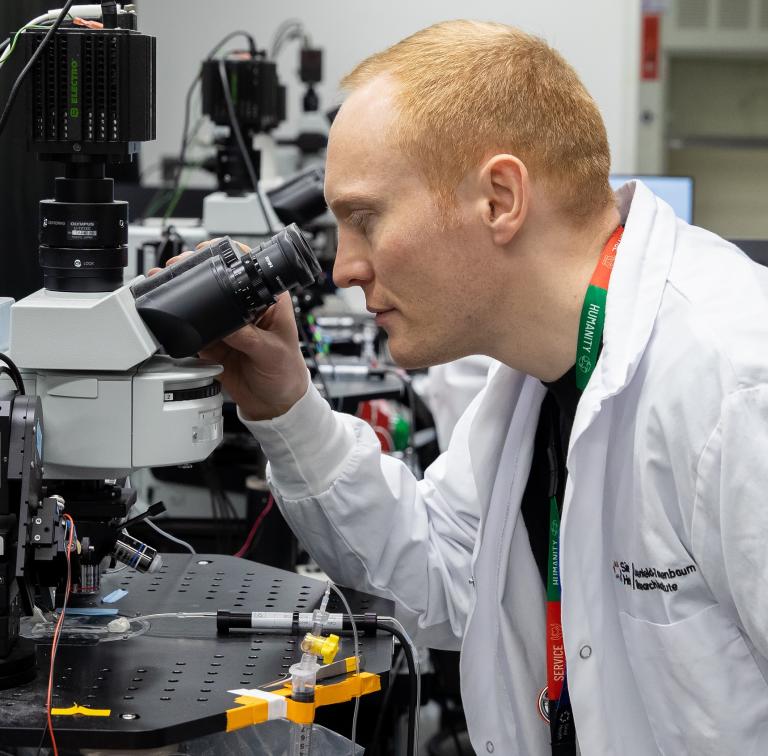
131 224 321 358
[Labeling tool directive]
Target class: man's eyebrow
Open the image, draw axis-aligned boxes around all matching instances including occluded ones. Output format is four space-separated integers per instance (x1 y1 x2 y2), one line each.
327 194 380 216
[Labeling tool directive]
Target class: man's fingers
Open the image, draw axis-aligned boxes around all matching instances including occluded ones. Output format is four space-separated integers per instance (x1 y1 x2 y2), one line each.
199 341 232 364
267 294 301 340
195 238 249 253
219 297 296 353
163 250 197 267
221 324 266 354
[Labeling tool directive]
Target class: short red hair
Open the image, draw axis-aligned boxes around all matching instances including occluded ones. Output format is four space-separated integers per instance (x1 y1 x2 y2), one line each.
341 20 614 221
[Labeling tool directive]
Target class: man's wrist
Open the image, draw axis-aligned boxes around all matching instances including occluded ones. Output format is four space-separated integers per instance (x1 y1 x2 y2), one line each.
237 372 310 421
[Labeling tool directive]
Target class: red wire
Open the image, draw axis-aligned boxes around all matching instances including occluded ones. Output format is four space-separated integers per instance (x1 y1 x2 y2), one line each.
233 494 274 558
46 514 75 756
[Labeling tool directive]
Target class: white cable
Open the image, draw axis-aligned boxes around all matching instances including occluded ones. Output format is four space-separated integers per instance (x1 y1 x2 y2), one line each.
49 5 113 20
144 517 196 554
131 612 215 622
124 480 196 555
329 583 360 756
103 562 128 575
0 6 111 70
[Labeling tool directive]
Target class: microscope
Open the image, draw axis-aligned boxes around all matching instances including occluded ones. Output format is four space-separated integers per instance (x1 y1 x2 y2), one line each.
0 4 320 689
199 45 285 236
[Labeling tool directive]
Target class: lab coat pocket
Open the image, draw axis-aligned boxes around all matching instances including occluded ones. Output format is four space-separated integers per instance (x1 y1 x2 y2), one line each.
619 603 768 756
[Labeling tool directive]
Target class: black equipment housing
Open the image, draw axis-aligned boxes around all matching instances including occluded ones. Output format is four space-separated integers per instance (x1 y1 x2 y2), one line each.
200 55 285 194
25 22 156 292
26 26 155 160
267 166 327 226
201 56 285 134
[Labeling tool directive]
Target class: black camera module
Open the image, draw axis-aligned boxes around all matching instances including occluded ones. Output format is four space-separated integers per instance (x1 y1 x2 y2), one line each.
26 20 156 292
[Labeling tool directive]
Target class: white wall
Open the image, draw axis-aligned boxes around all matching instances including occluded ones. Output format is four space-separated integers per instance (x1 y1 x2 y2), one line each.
138 0 641 183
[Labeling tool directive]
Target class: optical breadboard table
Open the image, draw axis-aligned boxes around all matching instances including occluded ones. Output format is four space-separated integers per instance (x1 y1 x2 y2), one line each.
0 554 394 749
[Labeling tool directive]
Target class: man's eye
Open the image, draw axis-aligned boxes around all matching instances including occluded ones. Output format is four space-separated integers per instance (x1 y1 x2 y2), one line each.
347 211 371 232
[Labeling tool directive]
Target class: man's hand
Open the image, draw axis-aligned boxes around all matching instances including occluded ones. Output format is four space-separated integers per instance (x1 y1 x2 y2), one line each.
150 247 308 421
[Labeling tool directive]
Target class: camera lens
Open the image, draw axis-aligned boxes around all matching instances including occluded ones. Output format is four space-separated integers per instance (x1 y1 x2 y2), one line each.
39 165 128 293
132 223 321 357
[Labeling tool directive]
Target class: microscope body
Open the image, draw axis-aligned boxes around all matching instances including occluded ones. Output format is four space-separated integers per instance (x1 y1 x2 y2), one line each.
0 5 319 685
8 285 223 480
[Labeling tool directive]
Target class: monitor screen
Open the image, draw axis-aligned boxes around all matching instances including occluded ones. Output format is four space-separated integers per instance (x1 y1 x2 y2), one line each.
610 175 694 224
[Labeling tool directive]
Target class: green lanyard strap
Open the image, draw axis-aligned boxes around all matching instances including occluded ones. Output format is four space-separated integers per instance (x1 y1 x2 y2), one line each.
575 226 624 390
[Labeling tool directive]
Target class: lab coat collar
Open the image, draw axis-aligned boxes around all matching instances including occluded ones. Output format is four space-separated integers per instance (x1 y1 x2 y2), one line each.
567 180 678 448
595 179 677 397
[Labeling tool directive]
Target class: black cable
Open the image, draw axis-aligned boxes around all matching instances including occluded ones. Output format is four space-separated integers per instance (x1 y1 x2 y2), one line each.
204 459 239 521
0 17 57 59
0 16 60 65
270 19 304 59
0 0 76 138
160 74 199 223
0 353 25 395
161 31 258 224
216 58 275 235
34 711 47 755
205 30 257 60
376 619 418 756
366 647 404 755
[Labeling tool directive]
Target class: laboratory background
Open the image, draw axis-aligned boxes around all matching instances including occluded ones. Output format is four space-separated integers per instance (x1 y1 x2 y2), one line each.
0 1 766 754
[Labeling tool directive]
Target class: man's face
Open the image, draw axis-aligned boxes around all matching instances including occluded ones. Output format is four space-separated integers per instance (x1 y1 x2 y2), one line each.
325 77 492 369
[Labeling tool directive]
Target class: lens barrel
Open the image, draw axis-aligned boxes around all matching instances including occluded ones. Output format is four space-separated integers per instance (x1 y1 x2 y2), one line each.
132 224 321 357
39 165 128 293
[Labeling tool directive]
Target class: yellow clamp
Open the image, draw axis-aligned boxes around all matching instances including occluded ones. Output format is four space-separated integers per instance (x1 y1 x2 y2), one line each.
302 632 340 665
227 671 381 732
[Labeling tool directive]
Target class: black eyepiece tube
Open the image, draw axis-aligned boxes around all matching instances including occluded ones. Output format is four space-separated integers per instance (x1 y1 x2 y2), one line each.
250 224 320 295
133 224 321 358
130 244 221 299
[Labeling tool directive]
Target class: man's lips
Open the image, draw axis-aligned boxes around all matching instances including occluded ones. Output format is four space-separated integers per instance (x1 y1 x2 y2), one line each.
367 306 397 326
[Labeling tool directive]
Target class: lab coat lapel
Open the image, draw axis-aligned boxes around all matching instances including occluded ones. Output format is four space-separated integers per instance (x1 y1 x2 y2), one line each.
467 365 533 518
570 180 678 449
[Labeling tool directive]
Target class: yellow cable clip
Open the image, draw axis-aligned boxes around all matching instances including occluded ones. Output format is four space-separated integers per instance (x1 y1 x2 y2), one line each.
51 702 111 717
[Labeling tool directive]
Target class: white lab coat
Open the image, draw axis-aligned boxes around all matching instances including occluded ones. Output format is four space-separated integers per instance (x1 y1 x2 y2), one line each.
416 355 495 450
244 181 768 755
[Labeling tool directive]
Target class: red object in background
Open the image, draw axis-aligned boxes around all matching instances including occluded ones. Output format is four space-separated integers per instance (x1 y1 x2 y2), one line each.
357 400 394 452
641 13 661 80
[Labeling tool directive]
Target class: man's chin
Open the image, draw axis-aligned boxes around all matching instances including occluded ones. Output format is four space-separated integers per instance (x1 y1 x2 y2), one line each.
387 339 439 370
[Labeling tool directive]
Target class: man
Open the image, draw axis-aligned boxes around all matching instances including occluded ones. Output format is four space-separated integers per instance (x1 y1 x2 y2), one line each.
196 21 768 754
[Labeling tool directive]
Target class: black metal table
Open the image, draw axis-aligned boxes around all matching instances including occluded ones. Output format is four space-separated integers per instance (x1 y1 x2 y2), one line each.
0 554 394 749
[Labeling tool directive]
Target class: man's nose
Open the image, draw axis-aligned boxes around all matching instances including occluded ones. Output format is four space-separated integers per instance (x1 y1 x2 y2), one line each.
332 238 374 289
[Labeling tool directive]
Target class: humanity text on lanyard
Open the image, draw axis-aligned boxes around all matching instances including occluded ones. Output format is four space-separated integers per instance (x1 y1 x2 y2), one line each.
544 225 624 751
575 225 625 390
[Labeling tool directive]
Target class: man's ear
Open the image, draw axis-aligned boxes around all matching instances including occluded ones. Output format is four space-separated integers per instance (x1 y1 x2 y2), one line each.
478 154 529 245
